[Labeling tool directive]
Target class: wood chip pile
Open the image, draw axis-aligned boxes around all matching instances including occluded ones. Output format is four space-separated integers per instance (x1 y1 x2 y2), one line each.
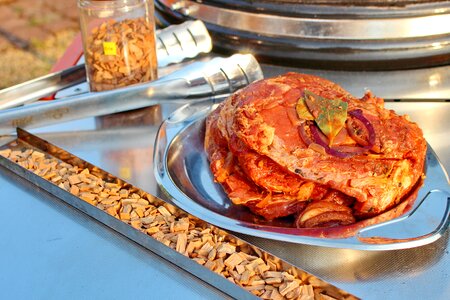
0 146 353 300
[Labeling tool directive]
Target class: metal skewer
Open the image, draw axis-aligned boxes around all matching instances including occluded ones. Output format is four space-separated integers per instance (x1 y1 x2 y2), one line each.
0 54 263 135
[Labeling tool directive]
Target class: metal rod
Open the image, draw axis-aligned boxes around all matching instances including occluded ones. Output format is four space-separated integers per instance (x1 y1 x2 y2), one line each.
0 54 262 135
0 65 86 110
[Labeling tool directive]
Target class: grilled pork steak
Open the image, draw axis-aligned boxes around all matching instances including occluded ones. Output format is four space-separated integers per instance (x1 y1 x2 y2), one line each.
205 73 426 232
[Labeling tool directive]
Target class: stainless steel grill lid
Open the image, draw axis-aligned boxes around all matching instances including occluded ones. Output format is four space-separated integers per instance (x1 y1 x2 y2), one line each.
156 0 450 70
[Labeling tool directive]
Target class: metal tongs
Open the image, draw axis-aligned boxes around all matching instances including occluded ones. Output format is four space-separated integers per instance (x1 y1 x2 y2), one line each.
0 54 263 135
0 20 213 111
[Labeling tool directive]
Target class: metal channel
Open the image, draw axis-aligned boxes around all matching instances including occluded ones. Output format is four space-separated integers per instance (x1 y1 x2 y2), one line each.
0 128 358 300
0 128 255 300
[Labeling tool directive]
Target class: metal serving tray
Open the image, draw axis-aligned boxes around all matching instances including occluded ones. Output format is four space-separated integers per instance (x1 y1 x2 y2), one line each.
154 100 450 250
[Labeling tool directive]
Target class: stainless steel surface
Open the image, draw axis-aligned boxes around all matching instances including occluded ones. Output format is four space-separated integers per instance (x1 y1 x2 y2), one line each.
160 0 450 40
0 66 449 299
153 100 450 250
156 0 450 68
0 20 212 111
0 128 357 300
0 54 263 135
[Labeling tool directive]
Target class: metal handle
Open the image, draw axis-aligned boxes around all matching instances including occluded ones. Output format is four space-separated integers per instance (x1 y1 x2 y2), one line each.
0 54 263 135
156 20 212 67
357 190 450 246
0 65 86 110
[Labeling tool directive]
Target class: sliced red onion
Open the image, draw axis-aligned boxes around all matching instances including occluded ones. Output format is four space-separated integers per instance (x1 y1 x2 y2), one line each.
346 118 369 146
298 121 314 146
348 109 376 149
309 125 354 158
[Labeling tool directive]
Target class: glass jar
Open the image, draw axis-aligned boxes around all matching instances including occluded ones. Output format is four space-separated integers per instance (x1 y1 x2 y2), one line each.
78 0 158 92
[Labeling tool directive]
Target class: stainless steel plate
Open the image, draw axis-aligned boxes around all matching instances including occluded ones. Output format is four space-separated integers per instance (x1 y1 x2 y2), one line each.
154 101 450 250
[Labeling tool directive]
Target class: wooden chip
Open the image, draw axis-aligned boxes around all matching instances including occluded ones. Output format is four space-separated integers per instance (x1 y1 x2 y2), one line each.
186 240 203 255
80 192 96 201
279 280 300 296
257 263 271 274
217 243 236 254
239 270 251 285
265 277 283 285
244 284 266 291
146 227 159 234
207 248 217 261
282 272 296 281
122 204 132 214
197 242 214 258
298 285 315 300
260 290 273 299
224 253 244 270
135 207 144 218
270 289 284 300
120 212 130 220
157 206 171 217
236 264 246 275
69 184 80 196
0 148 12 158
106 206 117 216
265 271 283 279
130 220 142 229
204 260 215 271
119 189 129 198
176 233 187 254
317 293 338 300
68 175 81 185
122 198 136 205
213 258 225 273
193 258 206 265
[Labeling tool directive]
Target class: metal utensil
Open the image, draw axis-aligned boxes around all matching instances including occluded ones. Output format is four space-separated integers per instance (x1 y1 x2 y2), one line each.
156 20 212 66
0 65 86 111
0 54 263 135
0 20 213 111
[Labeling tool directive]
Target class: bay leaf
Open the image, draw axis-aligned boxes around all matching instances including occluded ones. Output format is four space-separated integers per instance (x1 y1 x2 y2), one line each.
296 97 314 120
303 90 348 145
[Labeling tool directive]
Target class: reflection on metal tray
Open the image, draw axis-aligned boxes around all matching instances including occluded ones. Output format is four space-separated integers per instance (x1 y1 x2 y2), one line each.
154 101 450 250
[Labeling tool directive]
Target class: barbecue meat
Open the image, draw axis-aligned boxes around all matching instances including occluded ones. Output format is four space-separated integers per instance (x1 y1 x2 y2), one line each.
205 73 426 231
